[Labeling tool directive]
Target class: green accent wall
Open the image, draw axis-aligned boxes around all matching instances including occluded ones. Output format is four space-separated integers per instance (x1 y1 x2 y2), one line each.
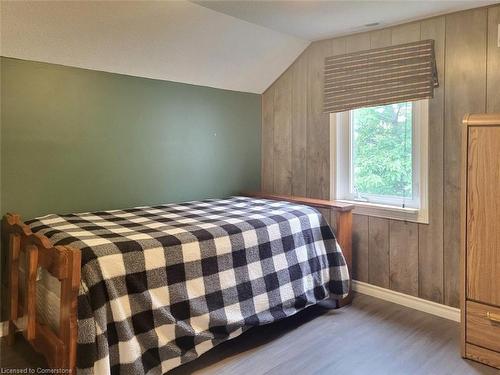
0 57 261 220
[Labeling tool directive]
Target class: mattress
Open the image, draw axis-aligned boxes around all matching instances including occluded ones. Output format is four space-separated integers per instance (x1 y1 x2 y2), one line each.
26 196 350 374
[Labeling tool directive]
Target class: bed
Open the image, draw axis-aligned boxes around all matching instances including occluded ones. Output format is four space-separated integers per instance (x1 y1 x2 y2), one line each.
3 194 353 374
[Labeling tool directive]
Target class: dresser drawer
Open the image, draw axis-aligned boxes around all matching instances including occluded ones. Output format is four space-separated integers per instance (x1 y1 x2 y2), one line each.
466 301 500 352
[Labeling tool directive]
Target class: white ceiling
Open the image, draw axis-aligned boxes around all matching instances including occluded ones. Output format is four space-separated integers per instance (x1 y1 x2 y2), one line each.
0 1 308 94
1 1 497 94
195 0 498 41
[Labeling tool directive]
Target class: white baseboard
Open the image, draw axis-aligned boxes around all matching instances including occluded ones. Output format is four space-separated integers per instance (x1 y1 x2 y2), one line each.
352 280 460 322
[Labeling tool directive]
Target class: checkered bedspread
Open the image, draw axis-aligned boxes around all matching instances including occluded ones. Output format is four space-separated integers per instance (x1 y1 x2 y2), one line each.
27 196 349 374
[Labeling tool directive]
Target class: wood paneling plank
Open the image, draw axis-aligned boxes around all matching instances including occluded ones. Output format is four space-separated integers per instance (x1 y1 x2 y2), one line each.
391 22 421 44
291 53 308 196
390 220 419 296
328 37 347 203
346 33 370 53
273 70 292 195
306 40 333 199
418 16 445 303
370 28 392 48
261 86 275 193
444 8 487 307
352 214 369 282
331 37 347 56
368 217 390 288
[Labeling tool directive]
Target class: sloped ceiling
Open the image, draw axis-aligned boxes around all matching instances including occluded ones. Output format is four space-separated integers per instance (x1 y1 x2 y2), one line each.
1 1 497 93
0 1 308 94
196 0 498 41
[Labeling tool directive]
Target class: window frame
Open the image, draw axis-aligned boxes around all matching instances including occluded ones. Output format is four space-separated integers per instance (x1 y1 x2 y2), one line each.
331 100 429 224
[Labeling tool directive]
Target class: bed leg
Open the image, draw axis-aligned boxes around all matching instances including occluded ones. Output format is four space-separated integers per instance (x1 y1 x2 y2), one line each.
7 232 21 346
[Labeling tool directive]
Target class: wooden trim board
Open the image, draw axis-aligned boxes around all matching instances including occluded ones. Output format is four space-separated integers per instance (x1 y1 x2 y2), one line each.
353 280 460 322
242 192 355 211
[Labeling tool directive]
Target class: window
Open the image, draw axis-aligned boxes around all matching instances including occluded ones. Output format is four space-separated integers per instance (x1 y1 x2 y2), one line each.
332 100 428 223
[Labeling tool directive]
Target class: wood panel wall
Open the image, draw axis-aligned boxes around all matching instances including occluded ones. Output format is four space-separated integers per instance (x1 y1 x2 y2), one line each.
261 5 500 307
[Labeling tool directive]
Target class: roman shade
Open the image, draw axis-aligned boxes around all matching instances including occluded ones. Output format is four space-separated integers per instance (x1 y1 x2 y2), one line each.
324 39 438 113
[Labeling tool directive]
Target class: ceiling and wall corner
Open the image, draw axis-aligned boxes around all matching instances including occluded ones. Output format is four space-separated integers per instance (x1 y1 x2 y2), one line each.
0 1 309 94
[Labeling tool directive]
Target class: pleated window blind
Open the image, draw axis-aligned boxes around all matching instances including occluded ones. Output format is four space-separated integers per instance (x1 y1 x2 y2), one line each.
324 39 438 113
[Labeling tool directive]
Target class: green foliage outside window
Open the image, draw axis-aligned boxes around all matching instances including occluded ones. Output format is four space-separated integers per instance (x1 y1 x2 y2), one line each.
351 102 413 198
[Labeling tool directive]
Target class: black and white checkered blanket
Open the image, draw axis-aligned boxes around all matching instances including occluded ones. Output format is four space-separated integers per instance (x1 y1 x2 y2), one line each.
27 196 349 374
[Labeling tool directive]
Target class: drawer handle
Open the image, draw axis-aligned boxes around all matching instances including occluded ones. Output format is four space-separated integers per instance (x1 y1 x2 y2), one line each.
486 311 500 323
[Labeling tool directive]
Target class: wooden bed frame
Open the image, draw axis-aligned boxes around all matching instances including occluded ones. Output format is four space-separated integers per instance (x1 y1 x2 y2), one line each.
2 213 81 371
2 193 354 372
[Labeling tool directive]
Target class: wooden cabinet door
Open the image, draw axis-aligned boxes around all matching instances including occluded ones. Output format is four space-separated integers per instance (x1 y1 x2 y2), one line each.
466 126 500 306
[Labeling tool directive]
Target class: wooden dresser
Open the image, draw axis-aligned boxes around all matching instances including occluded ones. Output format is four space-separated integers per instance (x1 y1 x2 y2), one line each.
461 113 500 369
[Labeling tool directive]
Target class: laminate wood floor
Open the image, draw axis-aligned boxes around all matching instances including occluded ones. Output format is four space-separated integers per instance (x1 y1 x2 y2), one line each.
1 294 497 374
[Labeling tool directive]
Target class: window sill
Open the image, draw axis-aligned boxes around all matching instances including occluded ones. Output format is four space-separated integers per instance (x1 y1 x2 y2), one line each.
337 200 429 224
